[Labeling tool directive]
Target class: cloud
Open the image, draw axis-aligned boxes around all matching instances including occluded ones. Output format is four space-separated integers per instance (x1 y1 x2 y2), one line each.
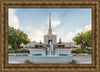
51 20 60 27
66 25 91 42
8 9 20 29
22 24 57 42
8 9 45 42
21 25 44 42
22 24 91 43
28 30 44 42
82 25 91 32
52 32 57 35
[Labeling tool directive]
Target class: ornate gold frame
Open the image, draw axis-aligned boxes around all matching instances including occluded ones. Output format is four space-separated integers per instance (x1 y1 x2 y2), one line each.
0 0 100 72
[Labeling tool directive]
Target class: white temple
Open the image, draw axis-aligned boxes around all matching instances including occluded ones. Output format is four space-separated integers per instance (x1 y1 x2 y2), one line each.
44 13 57 45
20 13 81 48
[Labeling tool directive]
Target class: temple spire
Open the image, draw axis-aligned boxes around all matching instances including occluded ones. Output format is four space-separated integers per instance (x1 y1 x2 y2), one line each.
48 13 52 35
49 13 51 29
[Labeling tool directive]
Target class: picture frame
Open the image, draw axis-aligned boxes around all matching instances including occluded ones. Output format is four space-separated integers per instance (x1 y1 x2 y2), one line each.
0 0 100 72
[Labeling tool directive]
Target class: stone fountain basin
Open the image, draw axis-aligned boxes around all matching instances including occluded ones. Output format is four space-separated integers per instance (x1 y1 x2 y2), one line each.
28 54 73 64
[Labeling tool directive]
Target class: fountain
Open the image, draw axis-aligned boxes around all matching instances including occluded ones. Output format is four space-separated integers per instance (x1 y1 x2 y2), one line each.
47 42 54 56
28 42 73 64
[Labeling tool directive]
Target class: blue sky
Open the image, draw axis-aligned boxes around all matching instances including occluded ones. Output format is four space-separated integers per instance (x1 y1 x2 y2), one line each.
9 8 92 42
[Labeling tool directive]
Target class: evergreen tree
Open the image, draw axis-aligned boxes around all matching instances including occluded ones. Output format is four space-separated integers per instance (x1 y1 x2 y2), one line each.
58 38 62 44
40 40 42 44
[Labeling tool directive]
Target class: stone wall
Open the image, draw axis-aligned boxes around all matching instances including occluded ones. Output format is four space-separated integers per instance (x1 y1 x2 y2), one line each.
55 49 72 54
29 49 43 54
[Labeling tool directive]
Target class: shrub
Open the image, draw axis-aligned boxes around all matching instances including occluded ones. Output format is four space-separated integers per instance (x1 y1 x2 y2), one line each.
71 49 80 54
76 49 80 54
84 49 92 54
19 46 23 48
8 49 29 53
40 45 42 47
71 48 92 54
14 50 19 53
84 49 88 53
58 45 61 47
88 51 92 54
35 45 38 48
71 50 76 53
62 45 65 47
18 49 29 53
17 48 23 51
47 45 50 47
79 49 85 53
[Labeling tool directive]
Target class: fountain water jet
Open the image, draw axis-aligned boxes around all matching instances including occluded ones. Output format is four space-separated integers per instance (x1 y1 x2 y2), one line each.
47 42 55 56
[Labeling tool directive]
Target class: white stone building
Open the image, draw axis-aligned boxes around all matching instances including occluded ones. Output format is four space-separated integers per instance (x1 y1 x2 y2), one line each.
63 42 76 47
20 13 81 48
25 42 36 48
20 43 26 48
44 13 57 45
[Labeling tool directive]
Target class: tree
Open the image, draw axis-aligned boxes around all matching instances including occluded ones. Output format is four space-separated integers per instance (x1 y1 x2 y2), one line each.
62 45 65 48
33 41 36 43
73 30 92 49
40 40 42 44
8 26 30 49
58 38 62 44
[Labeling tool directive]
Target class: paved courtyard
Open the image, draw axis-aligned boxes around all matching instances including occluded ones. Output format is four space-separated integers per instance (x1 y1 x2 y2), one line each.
8 55 92 64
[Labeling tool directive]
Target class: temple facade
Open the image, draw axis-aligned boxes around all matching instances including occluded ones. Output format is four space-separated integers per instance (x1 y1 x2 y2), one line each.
44 13 57 45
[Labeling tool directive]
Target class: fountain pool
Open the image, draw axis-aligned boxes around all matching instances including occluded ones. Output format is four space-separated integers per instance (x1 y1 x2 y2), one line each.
28 42 73 64
32 54 68 56
28 54 73 64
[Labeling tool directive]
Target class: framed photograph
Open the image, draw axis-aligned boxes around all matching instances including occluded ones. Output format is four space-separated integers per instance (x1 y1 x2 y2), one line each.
0 0 100 72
